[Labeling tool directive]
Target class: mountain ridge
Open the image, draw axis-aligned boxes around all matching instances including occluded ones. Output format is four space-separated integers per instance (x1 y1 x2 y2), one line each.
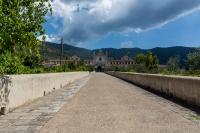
44 42 196 66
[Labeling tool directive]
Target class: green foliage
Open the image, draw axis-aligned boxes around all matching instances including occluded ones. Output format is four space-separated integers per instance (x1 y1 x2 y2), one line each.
24 55 41 69
39 44 70 60
133 64 149 73
105 66 116 71
0 0 52 56
105 66 126 72
185 69 200 77
105 51 159 74
152 55 159 69
0 51 26 74
0 0 52 74
76 66 88 71
67 61 76 70
159 69 200 77
88 65 94 72
134 53 145 64
131 64 158 74
135 51 159 70
145 51 153 69
158 47 200 77
145 51 159 69
186 47 200 70
159 69 179 76
167 55 180 72
54 64 72 72
45 42 92 60
49 61 89 73
0 52 88 74
105 51 159 73
77 59 85 67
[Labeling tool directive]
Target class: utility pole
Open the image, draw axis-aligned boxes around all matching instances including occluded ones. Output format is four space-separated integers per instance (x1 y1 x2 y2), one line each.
60 38 63 65
127 52 130 65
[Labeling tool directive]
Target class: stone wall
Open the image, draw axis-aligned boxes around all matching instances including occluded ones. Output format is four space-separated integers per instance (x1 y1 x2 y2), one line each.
106 72 200 107
0 72 89 114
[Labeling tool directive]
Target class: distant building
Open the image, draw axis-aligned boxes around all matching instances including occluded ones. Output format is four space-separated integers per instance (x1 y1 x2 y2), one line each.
44 49 167 71
44 49 135 71
91 49 108 72
67 55 80 61
43 55 80 67
89 49 135 72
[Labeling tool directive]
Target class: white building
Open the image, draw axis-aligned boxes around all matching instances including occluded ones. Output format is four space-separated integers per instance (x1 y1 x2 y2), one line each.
44 49 135 71
91 49 108 72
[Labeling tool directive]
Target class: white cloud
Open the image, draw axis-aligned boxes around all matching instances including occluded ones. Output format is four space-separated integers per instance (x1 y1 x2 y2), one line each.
37 34 60 43
47 0 200 45
121 41 133 48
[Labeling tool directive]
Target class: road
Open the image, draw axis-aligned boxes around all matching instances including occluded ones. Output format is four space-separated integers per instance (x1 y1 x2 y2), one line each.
39 73 200 133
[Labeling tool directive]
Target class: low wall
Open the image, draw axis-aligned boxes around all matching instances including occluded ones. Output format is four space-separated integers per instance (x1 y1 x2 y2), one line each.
106 72 200 107
0 72 89 114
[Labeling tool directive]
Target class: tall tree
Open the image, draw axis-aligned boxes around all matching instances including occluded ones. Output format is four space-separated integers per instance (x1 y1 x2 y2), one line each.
134 51 159 70
152 55 159 69
145 51 153 69
135 53 146 65
0 0 52 74
186 47 200 70
167 55 180 71
0 0 52 56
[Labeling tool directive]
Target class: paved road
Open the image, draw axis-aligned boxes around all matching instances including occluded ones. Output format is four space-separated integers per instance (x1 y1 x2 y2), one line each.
39 73 200 133
1 73 200 133
0 75 90 133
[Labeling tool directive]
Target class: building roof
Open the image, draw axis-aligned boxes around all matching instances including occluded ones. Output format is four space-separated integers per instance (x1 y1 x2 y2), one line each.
121 55 132 61
97 49 104 56
68 55 80 60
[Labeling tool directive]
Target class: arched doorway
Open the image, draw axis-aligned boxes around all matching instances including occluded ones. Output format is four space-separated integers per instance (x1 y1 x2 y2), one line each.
97 66 102 72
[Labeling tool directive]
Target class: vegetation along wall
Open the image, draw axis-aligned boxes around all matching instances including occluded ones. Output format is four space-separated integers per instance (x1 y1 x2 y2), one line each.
106 72 200 107
0 72 89 114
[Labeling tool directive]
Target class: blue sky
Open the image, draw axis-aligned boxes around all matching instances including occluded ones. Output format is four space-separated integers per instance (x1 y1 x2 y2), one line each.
40 0 200 50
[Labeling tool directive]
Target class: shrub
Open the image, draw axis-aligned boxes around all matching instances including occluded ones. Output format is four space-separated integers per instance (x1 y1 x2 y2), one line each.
186 48 200 70
167 55 180 72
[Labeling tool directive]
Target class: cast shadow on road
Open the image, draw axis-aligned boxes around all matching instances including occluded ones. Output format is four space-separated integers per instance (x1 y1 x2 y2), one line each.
121 78 200 116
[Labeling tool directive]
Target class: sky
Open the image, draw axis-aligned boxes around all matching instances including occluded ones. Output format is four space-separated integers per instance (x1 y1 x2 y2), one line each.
39 0 200 50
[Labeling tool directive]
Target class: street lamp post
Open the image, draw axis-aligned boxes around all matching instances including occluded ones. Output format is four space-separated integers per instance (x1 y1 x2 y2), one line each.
60 38 63 65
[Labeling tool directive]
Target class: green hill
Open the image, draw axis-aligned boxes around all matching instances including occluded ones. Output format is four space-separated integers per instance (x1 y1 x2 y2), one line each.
39 43 70 60
43 42 196 66
45 42 92 59
94 47 195 66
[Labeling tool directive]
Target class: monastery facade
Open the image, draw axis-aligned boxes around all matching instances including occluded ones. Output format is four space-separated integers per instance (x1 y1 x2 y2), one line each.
44 49 135 72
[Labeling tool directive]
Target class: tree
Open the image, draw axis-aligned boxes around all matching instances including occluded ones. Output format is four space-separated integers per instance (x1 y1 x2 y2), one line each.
0 0 52 56
145 51 159 69
186 48 200 70
135 53 145 65
67 61 76 70
24 55 41 69
134 51 159 70
145 51 153 69
152 55 159 69
77 59 85 67
0 51 25 74
167 55 180 71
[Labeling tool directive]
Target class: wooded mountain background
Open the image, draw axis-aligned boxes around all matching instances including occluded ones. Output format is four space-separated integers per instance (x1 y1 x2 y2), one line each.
41 42 196 66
